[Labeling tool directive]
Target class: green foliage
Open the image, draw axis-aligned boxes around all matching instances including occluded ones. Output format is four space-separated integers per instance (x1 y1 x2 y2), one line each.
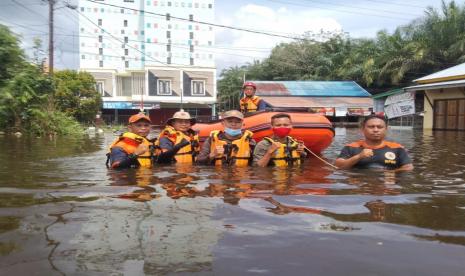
0 25 25 87
0 65 53 131
0 25 94 136
53 70 102 123
218 0 465 98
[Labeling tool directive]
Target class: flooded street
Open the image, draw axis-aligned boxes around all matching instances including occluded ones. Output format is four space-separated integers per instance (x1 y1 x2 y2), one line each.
1 128 465 275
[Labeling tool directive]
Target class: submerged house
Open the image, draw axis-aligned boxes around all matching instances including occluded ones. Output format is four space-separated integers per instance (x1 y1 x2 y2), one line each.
252 81 373 120
404 63 465 130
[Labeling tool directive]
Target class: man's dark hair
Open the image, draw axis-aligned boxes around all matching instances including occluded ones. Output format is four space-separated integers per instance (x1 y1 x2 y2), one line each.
361 114 387 127
271 113 291 125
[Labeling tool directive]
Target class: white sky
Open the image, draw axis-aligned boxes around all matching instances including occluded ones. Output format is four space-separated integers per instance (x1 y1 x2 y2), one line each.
0 0 444 73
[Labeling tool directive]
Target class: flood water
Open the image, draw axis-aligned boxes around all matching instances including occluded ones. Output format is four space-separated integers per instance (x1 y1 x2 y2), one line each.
0 128 465 275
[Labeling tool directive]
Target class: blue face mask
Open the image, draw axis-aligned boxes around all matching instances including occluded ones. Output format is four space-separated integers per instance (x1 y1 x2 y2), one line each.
224 127 242 136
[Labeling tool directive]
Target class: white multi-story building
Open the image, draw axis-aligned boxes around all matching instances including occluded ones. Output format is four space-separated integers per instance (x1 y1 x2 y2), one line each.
78 0 216 125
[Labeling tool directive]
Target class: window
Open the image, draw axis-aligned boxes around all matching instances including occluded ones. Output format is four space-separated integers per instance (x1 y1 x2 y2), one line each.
98 35 103 42
125 61 129 68
96 81 105 96
189 14 193 21
167 1 171 6
124 36 128 43
167 57 171 64
120 8 124 13
166 13 170 21
208 3 212 8
98 19 102 26
99 60 103 67
124 0 135 2
192 80 205 95
124 20 128 27
167 44 171 51
189 32 193 39
99 48 103 55
190 58 194 65
125 48 128 55
166 31 171 38
121 29 125 34
81 54 85 59
80 7 84 12
158 80 171 95
190 45 194 52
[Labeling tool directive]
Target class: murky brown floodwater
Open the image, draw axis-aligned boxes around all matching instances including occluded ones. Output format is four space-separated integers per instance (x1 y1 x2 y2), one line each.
0 128 465 275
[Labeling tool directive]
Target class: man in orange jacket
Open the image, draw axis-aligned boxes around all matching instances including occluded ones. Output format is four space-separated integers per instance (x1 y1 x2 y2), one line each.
239 81 267 113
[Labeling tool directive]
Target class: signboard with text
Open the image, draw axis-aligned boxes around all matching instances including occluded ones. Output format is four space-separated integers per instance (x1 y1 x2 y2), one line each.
309 107 335 116
103 102 160 110
347 108 372 116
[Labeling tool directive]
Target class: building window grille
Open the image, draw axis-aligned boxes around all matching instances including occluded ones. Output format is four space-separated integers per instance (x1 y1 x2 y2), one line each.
125 49 129 55
124 20 128 27
98 19 102 26
99 48 103 55
167 31 171 38
158 80 172 95
166 13 170 21
167 44 171 51
124 36 128 43
192 80 205 95
189 14 193 21
99 35 103 42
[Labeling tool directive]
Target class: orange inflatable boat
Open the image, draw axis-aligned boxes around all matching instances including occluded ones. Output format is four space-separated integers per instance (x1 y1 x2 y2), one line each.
193 111 334 154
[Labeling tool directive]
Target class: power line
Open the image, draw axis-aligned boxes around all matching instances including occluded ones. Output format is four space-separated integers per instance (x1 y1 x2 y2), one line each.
10 0 48 20
263 0 418 21
301 0 423 17
70 6 219 80
84 0 308 41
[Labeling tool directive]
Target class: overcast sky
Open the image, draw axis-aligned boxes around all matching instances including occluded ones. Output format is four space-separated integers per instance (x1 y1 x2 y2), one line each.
0 0 444 74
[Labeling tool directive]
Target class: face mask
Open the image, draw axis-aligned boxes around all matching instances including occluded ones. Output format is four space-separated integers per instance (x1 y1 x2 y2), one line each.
224 127 242 136
272 127 291 138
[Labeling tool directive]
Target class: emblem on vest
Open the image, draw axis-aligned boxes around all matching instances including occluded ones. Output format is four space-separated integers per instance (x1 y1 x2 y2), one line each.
384 151 397 165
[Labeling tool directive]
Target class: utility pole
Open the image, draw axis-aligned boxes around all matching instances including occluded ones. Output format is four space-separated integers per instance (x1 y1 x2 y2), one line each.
48 0 55 75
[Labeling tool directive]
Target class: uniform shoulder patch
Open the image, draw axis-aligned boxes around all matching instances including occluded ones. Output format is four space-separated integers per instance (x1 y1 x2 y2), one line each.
384 141 404 149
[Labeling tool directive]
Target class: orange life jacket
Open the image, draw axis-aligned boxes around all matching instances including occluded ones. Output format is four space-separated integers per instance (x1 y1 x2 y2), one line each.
155 126 200 163
107 132 154 168
263 136 302 167
240 95 261 113
210 130 253 167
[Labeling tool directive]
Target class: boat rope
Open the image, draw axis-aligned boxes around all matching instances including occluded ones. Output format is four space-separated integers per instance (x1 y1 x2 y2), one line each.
303 145 339 169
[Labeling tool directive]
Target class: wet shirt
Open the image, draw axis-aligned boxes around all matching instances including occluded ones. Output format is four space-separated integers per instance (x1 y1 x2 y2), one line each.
110 147 139 168
338 140 412 170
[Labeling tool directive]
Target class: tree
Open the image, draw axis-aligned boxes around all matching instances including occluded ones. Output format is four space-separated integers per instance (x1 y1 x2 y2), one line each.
0 65 53 131
53 70 102 123
0 25 26 87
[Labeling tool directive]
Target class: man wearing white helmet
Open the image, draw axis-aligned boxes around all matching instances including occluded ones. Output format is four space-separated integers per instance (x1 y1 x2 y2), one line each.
239 81 266 113
155 110 199 164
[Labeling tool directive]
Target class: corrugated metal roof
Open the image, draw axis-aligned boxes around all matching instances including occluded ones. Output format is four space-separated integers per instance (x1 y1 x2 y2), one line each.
405 79 465 91
414 63 465 83
262 96 373 108
252 81 372 97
